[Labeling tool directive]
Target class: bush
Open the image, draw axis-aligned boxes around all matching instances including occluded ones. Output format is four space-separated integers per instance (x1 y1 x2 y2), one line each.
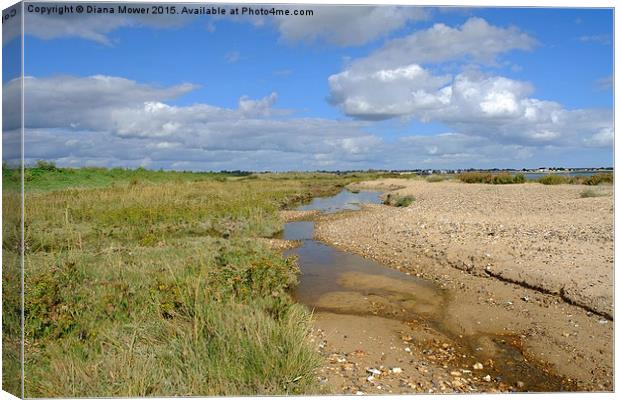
491 173 517 184
513 173 526 183
384 194 415 207
584 173 613 186
457 172 526 184
538 175 568 185
458 172 491 183
35 160 59 171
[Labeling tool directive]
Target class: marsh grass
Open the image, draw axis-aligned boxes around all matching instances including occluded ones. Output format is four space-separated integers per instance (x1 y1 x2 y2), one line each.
383 194 415 207
457 172 526 184
2 188 21 396
2 167 374 397
537 173 613 186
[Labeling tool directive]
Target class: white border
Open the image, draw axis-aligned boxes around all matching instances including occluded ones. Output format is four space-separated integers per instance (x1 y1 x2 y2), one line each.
0 1 616 400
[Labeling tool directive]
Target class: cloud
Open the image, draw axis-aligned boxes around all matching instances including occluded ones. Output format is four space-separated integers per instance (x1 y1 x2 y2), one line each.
6 75 386 169
20 4 194 45
595 75 613 91
15 4 429 47
343 17 535 72
5 75 197 131
238 92 278 117
583 127 613 148
225 51 241 63
331 67 612 147
328 64 453 120
274 6 430 46
327 18 611 149
579 34 611 45
6 74 611 171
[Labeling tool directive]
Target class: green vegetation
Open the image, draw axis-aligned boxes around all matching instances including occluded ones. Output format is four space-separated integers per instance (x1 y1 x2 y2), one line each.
456 171 613 186
2 171 21 397
2 162 255 192
583 173 613 185
537 174 569 185
383 193 415 207
425 175 446 183
537 173 613 185
457 172 526 184
2 165 385 397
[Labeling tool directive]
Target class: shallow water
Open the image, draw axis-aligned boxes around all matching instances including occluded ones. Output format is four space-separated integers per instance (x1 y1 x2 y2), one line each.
295 189 381 213
285 190 443 320
284 189 575 392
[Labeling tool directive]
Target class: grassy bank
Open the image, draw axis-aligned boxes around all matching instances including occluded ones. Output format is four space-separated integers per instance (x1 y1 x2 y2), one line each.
2 166 376 396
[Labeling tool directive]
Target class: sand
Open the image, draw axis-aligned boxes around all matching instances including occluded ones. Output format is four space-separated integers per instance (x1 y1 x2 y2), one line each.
312 178 613 390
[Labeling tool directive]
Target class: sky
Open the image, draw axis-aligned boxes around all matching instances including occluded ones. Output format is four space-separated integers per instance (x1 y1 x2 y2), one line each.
2 3 614 171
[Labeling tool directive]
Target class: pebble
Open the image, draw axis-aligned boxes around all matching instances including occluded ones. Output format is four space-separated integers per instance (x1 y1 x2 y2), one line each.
390 367 403 374
473 362 484 370
483 375 492 382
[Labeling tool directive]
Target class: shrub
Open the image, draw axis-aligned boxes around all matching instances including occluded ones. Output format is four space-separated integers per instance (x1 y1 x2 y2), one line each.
584 173 613 186
395 195 415 207
457 172 526 184
35 160 59 172
491 173 517 184
538 175 568 185
513 173 526 183
458 172 491 183
384 194 415 207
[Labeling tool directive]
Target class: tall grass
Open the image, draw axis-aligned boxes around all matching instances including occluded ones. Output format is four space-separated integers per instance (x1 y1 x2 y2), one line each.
537 174 569 185
2 168 372 397
2 185 21 396
537 173 613 185
457 172 526 184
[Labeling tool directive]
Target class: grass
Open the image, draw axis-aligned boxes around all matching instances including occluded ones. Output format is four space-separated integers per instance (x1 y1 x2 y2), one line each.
383 193 415 207
2 165 382 397
2 186 21 397
537 174 569 185
2 162 256 193
456 171 614 186
425 175 446 183
537 173 613 185
583 173 613 185
457 172 526 184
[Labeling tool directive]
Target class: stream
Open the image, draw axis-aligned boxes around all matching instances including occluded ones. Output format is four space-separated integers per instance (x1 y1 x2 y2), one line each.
283 188 576 393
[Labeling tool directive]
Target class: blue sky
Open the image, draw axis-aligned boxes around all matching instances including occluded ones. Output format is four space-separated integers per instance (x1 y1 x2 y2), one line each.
2 4 614 170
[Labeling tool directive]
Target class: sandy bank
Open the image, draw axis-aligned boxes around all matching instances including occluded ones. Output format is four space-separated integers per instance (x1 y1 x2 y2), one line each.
314 178 613 389
341 179 613 318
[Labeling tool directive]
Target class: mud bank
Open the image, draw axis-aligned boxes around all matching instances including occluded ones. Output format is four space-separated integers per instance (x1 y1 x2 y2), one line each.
313 179 613 391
